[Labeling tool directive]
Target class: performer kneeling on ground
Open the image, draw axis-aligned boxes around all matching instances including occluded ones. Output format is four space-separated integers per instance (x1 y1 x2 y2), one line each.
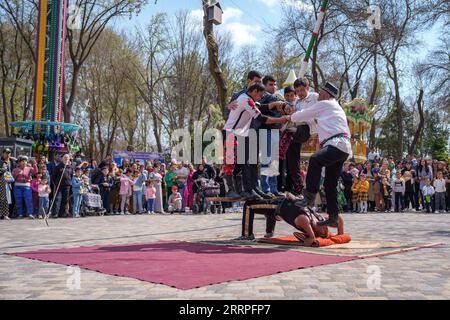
286 82 352 227
239 193 344 246
275 194 344 247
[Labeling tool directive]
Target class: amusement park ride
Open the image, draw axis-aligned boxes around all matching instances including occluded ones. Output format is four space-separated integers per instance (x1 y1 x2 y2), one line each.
7 0 81 159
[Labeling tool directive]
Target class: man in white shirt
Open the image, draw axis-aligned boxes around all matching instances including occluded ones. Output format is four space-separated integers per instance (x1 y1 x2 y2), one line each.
287 82 352 227
283 78 318 195
223 83 289 199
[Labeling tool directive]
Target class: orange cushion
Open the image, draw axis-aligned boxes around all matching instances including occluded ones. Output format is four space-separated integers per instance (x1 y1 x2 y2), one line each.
261 233 351 247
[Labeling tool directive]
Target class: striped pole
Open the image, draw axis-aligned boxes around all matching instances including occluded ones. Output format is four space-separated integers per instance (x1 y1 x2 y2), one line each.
32 0 49 132
57 0 68 127
51 0 64 128
298 0 329 78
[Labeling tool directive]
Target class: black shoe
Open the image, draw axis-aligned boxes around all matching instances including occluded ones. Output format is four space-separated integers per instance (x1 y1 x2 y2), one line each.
317 218 339 228
240 190 262 200
234 235 255 241
253 187 266 196
253 188 272 199
273 192 285 197
264 232 274 238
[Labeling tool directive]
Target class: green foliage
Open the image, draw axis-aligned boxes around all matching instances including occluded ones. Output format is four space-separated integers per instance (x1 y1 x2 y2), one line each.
431 134 449 161
420 110 449 159
377 101 414 157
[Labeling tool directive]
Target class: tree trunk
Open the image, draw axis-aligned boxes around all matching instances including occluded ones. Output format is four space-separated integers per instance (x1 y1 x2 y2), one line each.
368 49 378 149
391 63 403 159
1 79 9 136
408 89 424 155
64 64 80 123
202 1 228 117
89 108 95 158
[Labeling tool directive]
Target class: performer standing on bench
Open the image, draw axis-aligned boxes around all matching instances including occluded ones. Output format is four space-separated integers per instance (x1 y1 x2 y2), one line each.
223 83 289 199
286 82 352 227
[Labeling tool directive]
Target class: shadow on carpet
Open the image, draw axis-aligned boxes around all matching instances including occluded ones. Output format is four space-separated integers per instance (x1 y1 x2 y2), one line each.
200 237 443 258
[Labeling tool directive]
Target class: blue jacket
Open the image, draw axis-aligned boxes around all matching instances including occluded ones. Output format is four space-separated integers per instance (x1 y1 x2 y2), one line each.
72 176 83 194
133 173 147 190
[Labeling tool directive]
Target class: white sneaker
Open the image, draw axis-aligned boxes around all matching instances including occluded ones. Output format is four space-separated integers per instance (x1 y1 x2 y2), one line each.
434 211 439 214
147 211 152 215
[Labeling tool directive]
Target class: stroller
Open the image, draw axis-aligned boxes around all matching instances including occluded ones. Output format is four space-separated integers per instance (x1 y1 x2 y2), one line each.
192 178 221 214
80 184 106 217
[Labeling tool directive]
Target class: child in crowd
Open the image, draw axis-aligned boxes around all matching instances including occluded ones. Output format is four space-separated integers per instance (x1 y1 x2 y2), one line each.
422 179 435 213
168 185 182 213
119 168 134 215
72 167 83 218
31 173 42 217
132 170 146 215
372 171 384 212
279 87 298 161
381 177 392 212
145 180 156 214
403 171 415 211
37 176 51 219
358 174 369 213
391 171 405 212
351 176 360 213
433 171 446 213
412 170 421 210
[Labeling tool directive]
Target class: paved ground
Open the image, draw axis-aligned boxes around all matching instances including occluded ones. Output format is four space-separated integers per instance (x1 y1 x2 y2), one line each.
1 211 449 299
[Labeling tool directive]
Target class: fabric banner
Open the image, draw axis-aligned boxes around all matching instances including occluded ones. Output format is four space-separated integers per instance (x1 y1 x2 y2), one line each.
112 150 164 165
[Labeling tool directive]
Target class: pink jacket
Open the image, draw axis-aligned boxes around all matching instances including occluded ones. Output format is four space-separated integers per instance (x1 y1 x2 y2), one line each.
119 175 134 195
145 186 156 200
12 165 38 185
31 179 40 193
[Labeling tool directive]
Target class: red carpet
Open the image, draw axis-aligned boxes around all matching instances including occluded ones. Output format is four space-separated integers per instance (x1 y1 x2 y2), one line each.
11 241 358 289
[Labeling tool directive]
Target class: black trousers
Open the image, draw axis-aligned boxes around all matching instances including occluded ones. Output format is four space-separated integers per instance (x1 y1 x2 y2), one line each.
278 125 310 193
383 196 391 211
404 192 415 209
241 199 278 237
100 188 111 213
394 192 403 212
414 189 420 210
285 142 302 194
447 191 450 211
53 186 71 217
305 145 349 218
242 135 259 192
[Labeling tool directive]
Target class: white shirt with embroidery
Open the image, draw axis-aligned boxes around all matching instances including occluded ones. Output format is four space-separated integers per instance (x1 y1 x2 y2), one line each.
291 98 352 157
223 93 261 137
294 92 319 135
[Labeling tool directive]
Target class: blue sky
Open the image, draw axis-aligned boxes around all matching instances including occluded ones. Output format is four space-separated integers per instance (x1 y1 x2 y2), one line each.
116 0 440 56
117 0 291 47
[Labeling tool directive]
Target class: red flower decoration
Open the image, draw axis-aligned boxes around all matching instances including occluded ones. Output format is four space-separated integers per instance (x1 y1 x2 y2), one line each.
248 99 255 108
